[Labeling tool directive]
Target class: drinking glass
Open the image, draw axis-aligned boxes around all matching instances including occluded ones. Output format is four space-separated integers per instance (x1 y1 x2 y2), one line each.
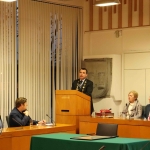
102 111 105 118
30 119 33 127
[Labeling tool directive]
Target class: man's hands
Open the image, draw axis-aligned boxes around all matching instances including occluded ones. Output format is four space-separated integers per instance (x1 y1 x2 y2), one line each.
38 120 46 125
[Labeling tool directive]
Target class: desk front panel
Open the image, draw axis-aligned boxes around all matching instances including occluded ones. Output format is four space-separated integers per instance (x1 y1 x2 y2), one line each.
1 124 76 150
79 116 150 138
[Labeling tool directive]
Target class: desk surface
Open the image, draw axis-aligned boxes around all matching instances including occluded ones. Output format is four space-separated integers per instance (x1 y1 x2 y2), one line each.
1 123 76 136
30 133 150 150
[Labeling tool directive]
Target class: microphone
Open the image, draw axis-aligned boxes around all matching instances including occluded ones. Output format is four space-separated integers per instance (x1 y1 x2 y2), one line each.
122 103 128 114
46 114 56 126
99 146 105 150
12 118 23 129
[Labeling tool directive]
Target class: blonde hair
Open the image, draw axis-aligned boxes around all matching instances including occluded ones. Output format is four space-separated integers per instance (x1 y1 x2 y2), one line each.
15 97 27 108
128 90 138 99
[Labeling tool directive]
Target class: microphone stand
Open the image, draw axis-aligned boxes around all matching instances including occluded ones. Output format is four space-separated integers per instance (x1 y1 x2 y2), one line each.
99 146 105 150
46 114 56 126
12 118 23 129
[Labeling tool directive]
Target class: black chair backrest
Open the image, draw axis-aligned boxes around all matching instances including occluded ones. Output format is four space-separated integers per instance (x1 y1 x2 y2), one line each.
96 123 118 136
141 106 145 119
6 116 10 127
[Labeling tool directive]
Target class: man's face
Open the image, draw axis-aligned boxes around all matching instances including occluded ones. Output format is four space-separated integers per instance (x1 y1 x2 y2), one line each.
128 92 136 103
21 102 28 111
79 69 87 80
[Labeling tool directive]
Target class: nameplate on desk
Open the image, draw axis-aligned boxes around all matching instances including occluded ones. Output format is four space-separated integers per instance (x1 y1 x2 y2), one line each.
15 127 23 130
70 135 117 140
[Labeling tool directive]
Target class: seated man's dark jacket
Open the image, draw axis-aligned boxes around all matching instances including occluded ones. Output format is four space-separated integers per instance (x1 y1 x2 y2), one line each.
9 107 38 127
144 104 150 119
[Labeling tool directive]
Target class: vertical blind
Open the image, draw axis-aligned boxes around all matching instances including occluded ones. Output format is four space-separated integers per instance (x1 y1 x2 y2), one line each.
0 0 82 126
0 1 17 127
18 0 83 121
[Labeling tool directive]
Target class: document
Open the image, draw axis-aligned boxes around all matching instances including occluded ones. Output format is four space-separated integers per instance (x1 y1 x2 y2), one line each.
70 135 116 140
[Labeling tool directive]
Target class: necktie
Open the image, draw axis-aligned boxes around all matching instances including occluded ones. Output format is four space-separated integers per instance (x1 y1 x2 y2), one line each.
79 80 82 87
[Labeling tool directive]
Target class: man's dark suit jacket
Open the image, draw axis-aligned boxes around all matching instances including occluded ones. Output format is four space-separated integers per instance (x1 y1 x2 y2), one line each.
9 107 38 127
144 104 150 119
71 79 94 114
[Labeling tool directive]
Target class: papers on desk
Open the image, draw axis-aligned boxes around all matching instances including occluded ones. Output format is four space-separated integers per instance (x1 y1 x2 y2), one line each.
70 135 117 140
45 123 54 126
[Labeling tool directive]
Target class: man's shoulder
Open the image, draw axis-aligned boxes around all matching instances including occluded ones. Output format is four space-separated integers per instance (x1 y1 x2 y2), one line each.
73 79 79 83
10 107 19 114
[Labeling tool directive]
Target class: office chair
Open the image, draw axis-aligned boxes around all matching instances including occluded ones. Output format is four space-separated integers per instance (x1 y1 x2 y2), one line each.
0 115 3 134
6 116 10 127
96 123 118 136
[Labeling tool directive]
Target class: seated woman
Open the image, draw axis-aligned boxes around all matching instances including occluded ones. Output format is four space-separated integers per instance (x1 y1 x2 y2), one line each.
122 90 142 119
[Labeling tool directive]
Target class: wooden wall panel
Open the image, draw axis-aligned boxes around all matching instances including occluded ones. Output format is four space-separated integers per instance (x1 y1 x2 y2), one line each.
122 1 128 27
87 0 149 31
132 0 139 26
139 0 143 26
102 7 108 29
89 0 93 31
143 0 150 25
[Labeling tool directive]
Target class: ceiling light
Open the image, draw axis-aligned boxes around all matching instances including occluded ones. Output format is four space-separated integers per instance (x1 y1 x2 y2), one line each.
94 0 120 7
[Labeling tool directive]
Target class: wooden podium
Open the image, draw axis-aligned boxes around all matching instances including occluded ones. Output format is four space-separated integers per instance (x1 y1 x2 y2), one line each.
55 90 91 133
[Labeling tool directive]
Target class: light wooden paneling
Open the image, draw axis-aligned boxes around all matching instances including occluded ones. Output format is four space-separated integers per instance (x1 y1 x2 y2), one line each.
86 0 150 31
0 138 12 150
55 90 91 133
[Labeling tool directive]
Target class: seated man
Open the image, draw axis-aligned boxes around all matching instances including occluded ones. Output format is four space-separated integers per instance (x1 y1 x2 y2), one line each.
9 97 46 127
144 96 150 120
122 90 142 119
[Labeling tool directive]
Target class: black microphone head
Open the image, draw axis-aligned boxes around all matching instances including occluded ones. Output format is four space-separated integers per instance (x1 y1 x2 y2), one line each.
46 114 48 116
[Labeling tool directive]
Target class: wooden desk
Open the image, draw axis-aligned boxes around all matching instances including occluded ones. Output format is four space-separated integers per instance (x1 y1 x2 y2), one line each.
0 124 76 150
79 116 150 139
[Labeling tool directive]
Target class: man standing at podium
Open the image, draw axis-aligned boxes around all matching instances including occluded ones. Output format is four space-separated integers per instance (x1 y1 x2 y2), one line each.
71 68 94 114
